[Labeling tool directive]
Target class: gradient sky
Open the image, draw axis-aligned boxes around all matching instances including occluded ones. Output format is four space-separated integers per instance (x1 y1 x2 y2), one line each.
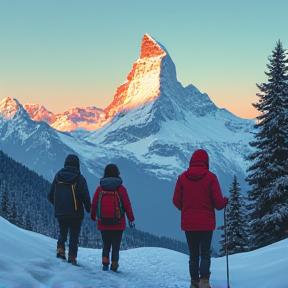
1 0 288 119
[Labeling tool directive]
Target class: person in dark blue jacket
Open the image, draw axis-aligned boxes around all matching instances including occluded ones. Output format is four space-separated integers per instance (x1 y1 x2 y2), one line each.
49 154 91 265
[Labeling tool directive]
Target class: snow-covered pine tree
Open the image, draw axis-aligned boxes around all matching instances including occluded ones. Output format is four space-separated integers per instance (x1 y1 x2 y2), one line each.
246 40 288 249
218 175 248 256
10 201 20 227
24 211 32 231
0 185 12 221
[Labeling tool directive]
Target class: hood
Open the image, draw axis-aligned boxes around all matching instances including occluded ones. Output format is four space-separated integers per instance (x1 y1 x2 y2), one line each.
56 167 80 183
189 149 209 169
185 149 209 181
64 154 80 169
100 177 123 190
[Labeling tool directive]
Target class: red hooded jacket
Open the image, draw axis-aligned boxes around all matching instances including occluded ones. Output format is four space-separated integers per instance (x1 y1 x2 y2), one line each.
173 149 228 231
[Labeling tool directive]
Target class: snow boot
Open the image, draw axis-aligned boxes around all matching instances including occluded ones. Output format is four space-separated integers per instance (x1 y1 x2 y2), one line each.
56 247 66 260
102 256 109 271
68 260 79 266
68 255 78 266
200 278 212 288
102 264 109 271
110 261 118 272
190 279 200 288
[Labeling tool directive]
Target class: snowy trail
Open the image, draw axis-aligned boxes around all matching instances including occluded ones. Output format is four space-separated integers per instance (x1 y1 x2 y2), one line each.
0 217 287 288
0 245 190 288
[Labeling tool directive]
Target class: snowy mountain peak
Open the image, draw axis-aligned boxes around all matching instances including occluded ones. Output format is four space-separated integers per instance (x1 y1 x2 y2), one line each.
103 33 217 126
0 97 21 120
104 34 169 118
24 103 55 123
140 34 168 59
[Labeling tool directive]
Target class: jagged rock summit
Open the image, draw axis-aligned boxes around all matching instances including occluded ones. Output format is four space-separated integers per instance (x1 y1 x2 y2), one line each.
24 103 55 123
140 33 168 58
104 34 168 118
0 97 21 120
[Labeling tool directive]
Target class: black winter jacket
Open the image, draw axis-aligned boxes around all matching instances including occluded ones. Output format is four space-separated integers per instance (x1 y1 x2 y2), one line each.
49 166 91 219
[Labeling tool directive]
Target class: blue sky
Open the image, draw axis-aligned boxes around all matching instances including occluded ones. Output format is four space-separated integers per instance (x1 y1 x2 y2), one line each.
0 0 288 118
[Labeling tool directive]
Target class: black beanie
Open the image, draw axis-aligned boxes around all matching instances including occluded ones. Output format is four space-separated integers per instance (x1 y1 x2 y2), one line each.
104 164 120 178
64 154 80 169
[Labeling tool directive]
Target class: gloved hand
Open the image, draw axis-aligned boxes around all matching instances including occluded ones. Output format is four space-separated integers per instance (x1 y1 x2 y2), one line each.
129 221 135 229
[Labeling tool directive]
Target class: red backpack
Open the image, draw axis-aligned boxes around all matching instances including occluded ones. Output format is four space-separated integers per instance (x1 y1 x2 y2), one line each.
96 190 124 224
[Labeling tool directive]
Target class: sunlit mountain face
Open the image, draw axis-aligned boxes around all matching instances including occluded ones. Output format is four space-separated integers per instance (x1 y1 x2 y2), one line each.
24 103 107 132
24 103 55 123
104 34 166 117
0 97 20 120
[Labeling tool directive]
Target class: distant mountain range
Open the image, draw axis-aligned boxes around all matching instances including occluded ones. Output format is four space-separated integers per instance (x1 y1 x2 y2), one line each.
0 34 256 247
24 103 106 132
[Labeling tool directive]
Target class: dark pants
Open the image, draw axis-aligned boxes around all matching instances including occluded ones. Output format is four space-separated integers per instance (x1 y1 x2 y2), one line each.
185 230 213 281
57 218 82 258
100 230 123 264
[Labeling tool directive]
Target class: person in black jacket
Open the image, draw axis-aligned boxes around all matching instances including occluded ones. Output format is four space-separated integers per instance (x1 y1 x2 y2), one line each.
49 154 91 265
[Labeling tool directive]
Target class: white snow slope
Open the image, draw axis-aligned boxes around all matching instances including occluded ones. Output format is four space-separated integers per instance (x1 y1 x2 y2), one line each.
0 217 287 288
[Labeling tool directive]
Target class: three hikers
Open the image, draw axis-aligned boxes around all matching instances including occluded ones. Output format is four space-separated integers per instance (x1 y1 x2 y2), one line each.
49 150 227 288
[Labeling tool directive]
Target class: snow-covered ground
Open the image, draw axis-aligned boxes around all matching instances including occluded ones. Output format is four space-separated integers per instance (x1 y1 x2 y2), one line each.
0 217 287 288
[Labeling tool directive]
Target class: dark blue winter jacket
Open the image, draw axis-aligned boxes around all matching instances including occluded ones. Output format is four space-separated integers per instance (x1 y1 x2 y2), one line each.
49 166 91 219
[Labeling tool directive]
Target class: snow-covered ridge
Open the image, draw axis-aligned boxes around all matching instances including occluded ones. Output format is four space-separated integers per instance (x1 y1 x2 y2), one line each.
0 216 287 288
0 97 21 120
24 103 107 132
24 103 54 123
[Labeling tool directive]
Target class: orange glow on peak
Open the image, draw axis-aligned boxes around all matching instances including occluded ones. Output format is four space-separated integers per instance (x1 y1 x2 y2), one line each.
104 34 167 119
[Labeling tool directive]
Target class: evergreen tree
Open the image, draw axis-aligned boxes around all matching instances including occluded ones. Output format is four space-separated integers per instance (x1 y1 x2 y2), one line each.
0 185 10 220
11 202 20 227
246 40 288 249
24 211 33 231
218 175 248 255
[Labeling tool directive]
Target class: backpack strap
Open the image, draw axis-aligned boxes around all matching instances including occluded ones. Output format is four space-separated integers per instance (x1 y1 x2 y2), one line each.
114 190 124 218
96 190 104 219
71 183 77 210
56 179 78 211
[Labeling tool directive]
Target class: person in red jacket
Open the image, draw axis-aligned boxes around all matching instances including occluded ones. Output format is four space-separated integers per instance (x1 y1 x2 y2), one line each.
91 164 135 272
173 149 228 288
